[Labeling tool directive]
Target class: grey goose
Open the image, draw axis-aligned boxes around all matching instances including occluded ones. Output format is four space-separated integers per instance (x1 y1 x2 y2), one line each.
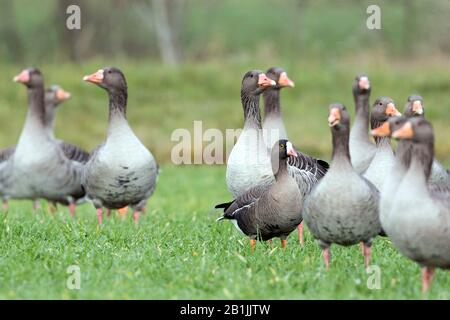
0 85 88 213
303 104 381 268
223 70 328 245
217 139 302 250
349 75 376 173
403 95 450 188
362 97 401 190
82 67 158 225
0 68 84 213
262 67 294 148
387 118 450 292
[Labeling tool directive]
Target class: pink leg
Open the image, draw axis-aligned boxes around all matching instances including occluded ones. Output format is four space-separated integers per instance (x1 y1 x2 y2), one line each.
106 208 111 218
363 243 371 267
422 267 435 293
2 200 8 212
133 211 140 226
323 248 331 270
33 201 40 211
96 208 103 225
69 203 76 218
298 222 304 246
281 239 287 249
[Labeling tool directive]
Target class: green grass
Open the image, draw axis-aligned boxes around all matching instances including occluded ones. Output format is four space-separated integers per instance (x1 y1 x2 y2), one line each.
0 165 449 299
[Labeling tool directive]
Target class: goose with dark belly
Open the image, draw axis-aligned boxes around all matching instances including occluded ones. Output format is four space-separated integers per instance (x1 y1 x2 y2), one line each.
217 139 302 250
82 67 158 225
349 75 375 173
403 95 450 187
0 68 84 211
303 104 381 268
362 97 401 190
387 118 450 292
223 70 329 246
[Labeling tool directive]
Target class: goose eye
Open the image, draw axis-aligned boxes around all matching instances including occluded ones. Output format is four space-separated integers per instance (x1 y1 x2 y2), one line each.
108 70 112 74
280 144 285 148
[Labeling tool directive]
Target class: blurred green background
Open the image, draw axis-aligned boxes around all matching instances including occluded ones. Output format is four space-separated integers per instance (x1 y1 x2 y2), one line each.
1 0 450 164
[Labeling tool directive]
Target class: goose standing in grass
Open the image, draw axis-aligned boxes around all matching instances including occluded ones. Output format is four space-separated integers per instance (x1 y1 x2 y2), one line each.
371 116 409 232
217 139 302 250
303 104 380 268
0 68 84 214
82 67 158 225
403 95 450 187
349 75 375 173
387 118 450 292
0 85 89 213
262 67 294 148
362 97 401 190
223 70 328 246
262 67 314 245
226 70 276 198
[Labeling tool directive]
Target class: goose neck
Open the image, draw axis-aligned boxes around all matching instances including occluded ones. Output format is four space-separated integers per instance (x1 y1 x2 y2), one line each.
25 85 46 130
241 92 262 129
263 89 281 117
331 126 351 166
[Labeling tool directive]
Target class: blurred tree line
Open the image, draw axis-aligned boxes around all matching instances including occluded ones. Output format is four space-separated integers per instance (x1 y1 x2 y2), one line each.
1 0 449 64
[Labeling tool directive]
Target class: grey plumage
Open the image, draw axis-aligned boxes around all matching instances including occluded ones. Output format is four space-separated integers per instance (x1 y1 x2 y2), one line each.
303 104 380 263
0 68 84 205
82 67 158 215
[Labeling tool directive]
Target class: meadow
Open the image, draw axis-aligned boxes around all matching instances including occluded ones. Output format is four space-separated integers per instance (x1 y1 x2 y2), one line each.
1 56 450 299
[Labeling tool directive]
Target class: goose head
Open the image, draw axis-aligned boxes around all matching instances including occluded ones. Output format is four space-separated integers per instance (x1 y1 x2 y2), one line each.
45 85 71 108
328 103 350 130
13 68 43 88
271 139 297 175
83 67 127 93
392 117 434 144
404 94 424 117
241 70 276 97
371 97 401 128
352 74 371 95
266 67 295 89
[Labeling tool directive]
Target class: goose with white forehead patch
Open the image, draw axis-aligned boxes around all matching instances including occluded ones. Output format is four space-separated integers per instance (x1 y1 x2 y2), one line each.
82 67 158 225
217 139 302 250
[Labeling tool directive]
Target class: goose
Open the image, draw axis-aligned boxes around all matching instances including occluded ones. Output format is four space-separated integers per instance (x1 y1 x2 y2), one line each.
387 117 450 292
262 67 294 148
349 75 376 173
226 70 277 198
0 68 84 214
224 70 329 245
217 139 302 250
362 97 401 190
404 95 450 187
262 67 312 245
82 67 158 225
0 85 88 212
303 104 381 268
370 116 409 231
44 85 90 164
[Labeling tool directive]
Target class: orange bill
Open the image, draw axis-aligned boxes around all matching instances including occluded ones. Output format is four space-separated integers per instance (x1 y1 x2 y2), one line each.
371 121 391 137
83 69 104 84
56 88 71 101
258 73 276 87
392 121 413 139
412 100 423 115
278 72 295 87
328 108 341 127
13 69 30 83
386 102 401 117
358 77 370 90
